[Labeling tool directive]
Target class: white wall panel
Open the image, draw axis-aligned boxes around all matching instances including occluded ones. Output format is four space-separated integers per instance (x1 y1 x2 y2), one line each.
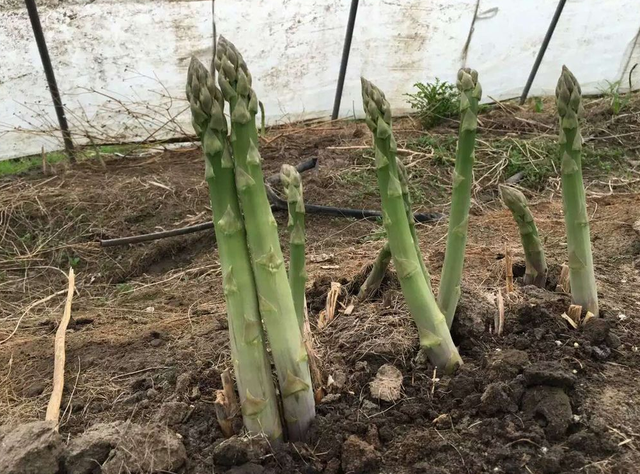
1 0 639 159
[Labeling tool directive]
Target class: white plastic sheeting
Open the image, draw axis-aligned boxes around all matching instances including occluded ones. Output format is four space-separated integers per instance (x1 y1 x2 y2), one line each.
1 0 639 160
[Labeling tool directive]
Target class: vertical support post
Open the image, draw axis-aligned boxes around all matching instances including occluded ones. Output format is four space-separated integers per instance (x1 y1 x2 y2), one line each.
331 0 359 120
24 0 76 162
519 0 567 105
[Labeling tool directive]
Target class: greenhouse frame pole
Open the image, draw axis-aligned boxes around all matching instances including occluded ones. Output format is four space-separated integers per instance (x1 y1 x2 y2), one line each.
519 0 567 105
25 0 76 162
331 0 359 120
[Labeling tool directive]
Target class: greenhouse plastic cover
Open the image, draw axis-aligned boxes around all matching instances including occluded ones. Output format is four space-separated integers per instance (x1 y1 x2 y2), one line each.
1 0 639 160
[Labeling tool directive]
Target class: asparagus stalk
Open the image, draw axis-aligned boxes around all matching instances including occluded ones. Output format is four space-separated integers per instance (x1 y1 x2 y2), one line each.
357 241 391 301
555 66 599 316
499 185 547 287
437 68 482 328
280 164 307 331
397 159 432 289
214 37 315 440
361 78 462 373
186 58 282 440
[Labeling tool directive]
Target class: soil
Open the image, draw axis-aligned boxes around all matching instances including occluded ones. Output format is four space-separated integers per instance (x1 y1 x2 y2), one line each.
1 97 639 474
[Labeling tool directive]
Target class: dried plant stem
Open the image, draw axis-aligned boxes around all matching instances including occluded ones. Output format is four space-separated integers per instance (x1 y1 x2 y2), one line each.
505 246 514 293
45 268 75 430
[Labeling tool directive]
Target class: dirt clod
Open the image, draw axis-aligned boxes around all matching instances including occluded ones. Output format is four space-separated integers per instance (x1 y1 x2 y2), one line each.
591 345 612 360
365 424 382 449
175 371 194 397
480 383 518 415
369 364 403 402
341 435 381 474
606 332 621 348
154 401 190 426
449 373 477 399
567 430 616 454
486 349 530 382
523 361 577 389
581 318 610 344
521 386 572 440
212 436 269 467
65 421 186 474
0 421 63 474
226 463 266 474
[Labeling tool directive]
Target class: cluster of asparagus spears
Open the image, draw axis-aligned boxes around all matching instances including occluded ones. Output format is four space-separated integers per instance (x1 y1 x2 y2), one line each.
359 69 480 372
188 34 599 439
186 38 314 442
359 66 599 371
498 66 598 316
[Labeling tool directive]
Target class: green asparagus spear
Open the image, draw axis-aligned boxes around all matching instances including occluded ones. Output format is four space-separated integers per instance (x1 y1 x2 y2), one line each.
357 242 391 301
397 159 432 289
437 68 482 328
500 185 547 287
361 77 462 373
555 66 599 316
186 57 282 439
281 164 307 332
214 37 315 440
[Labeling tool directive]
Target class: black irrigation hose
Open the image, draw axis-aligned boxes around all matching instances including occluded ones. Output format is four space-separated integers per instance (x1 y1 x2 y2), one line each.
266 185 441 222
99 157 443 247
100 222 216 247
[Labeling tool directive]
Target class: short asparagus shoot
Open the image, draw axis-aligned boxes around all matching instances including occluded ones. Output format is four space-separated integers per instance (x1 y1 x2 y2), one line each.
281 164 307 331
357 242 391 302
555 66 599 316
437 68 482 328
500 185 547 288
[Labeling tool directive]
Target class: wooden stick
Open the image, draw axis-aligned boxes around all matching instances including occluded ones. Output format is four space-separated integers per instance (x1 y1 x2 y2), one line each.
45 268 75 429
220 368 239 417
41 146 50 175
495 289 505 336
557 263 571 293
567 304 582 325
505 246 514 293
214 391 235 438
215 369 239 438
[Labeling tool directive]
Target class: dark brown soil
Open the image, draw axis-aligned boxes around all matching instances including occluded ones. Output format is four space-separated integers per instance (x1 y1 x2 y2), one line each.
1 99 639 474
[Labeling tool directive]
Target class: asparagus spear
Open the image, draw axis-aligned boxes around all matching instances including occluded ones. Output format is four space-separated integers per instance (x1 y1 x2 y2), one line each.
357 241 391 301
214 37 315 440
186 57 282 439
555 66 599 316
361 78 462 373
280 164 306 331
397 159 432 289
500 185 547 287
358 160 432 302
437 68 482 328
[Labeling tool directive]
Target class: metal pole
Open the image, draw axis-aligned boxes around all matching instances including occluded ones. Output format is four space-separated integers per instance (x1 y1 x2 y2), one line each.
331 0 359 120
24 0 76 162
519 0 567 105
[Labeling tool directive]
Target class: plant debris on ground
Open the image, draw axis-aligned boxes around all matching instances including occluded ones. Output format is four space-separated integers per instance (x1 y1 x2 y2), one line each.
0 93 639 473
